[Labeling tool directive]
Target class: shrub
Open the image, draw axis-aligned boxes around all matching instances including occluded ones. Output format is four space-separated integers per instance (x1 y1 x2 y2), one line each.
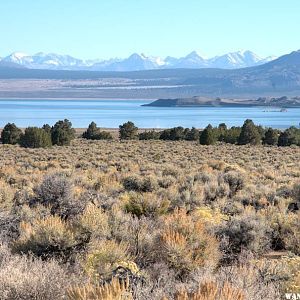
51 119 76 146
216 213 271 260
238 119 261 145
122 175 159 193
20 127 52 148
84 239 133 282
119 121 138 140
1 122 22 145
263 128 279 145
164 281 244 300
82 122 112 140
278 127 300 146
82 121 99 139
203 180 230 203
67 278 132 300
185 127 200 141
77 203 110 240
0 180 14 210
221 171 245 196
42 123 51 133
34 173 74 217
124 192 170 218
168 127 185 141
222 126 241 144
139 130 160 140
157 209 220 277
13 215 77 258
281 213 300 255
0 244 76 300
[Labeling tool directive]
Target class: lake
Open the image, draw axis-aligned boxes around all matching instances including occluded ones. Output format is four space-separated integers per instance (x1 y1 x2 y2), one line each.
0 99 299 129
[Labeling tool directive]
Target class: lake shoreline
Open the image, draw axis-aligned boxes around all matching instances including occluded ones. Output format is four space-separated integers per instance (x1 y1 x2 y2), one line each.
1 99 299 129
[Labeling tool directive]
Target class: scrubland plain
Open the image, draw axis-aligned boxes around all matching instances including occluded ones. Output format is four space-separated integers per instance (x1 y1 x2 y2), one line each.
0 139 300 299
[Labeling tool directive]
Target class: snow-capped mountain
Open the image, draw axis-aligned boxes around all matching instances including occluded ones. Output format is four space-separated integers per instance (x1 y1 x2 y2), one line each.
165 51 209 68
1 52 85 69
90 53 164 71
208 50 275 69
0 50 276 71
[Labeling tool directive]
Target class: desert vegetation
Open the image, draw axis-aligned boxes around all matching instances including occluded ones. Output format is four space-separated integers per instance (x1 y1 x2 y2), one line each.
1 119 300 149
0 128 299 299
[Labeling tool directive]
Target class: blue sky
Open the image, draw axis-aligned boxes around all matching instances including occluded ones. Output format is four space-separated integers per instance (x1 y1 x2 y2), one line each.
1 0 299 59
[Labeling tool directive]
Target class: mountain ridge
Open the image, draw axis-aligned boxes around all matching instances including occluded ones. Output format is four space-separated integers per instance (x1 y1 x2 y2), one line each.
0 50 276 71
0 50 299 99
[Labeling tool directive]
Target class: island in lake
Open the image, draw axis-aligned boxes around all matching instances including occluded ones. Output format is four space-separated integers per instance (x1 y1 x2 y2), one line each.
143 96 300 108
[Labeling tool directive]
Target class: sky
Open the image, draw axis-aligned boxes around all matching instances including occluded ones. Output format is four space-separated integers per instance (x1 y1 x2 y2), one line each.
0 0 299 60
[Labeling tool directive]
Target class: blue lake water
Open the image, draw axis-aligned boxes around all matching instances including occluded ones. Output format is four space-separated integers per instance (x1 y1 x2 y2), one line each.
0 99 299 129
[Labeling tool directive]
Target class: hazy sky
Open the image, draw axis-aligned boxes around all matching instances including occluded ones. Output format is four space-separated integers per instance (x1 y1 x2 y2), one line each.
1 0 299 59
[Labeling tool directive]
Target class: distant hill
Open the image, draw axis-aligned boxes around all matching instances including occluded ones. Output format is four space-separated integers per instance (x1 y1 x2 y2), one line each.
143 96 300 108
0 50 299 98
0 60 24 69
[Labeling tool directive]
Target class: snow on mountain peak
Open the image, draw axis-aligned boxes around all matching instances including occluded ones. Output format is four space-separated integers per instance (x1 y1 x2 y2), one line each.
1 50 277 71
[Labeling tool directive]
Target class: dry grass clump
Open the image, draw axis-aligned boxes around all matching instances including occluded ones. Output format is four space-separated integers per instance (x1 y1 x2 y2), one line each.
157 209 220 277
166 281 244 300
67 278 132 300
76 203 110 240
0 180 15 210
123 191 170 218
13 215 77 258
84 239 133 282
0 139 299 299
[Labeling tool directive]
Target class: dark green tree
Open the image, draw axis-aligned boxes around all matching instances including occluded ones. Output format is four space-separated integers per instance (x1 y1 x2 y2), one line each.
82 122 113 140
263 128 279 145
42 124 51 133
185 127 200 141
20 127 52 148
218 123 227 142
169 126 185 141
278 127 300 146
200 124 217 145
159 129 171 140
222 126 242 144
51 119 75 146
139 130 160 140
119 121 138 140
82 122 100 139
218 123 227 131
238 119 261 145
1 123 23 145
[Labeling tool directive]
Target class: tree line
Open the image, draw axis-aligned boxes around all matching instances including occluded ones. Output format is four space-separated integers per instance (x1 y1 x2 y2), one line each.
1 119 300 148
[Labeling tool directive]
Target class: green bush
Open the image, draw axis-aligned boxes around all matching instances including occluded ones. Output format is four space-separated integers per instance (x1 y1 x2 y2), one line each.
122 175 159 192
1 123 23 145
51 119 75 146
221 126 241 144
119 121 138 140
139 130 160 140
278 127 300 146
13 215 77 258
20 127 52 148
185 127 200 141
82 122 112 140
263 128 279 145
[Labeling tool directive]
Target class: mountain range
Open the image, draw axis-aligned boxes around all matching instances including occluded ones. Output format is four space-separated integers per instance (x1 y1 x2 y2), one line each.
0 50 299 99
0 50 276 71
